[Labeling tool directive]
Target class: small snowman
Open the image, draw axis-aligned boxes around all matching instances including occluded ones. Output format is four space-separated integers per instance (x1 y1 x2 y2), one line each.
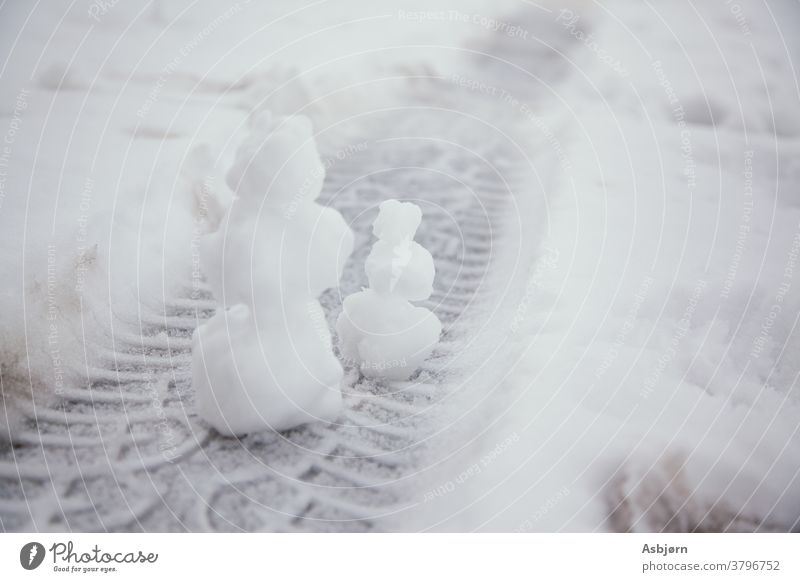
336 200 441 381
192 112 354 436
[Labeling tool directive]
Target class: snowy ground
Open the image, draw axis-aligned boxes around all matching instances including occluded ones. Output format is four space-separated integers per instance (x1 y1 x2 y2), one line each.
1 0 799 532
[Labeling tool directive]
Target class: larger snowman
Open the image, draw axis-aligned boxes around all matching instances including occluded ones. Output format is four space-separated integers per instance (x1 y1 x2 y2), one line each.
193 113 354 436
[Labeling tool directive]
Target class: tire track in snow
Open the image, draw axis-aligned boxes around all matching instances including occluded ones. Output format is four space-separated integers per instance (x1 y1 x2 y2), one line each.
0 4 580 532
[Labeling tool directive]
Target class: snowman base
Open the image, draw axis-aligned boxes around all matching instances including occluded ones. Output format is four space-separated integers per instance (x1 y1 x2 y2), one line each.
193 304 344 436
336 289 441 382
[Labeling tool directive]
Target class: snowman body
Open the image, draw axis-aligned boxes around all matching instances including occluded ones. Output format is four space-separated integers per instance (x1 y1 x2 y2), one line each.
337 200 441 381
193 113 353 436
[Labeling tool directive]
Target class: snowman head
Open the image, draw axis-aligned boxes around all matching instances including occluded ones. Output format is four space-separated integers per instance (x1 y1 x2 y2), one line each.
372 199 422 244
226 112 325 207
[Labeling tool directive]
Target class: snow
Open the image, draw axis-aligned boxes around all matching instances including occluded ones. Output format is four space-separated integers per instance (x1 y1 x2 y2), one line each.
1 0 799 532
399 0 800 533
0 0 504 440
192 301 345 436
337 200 441 380
201 113 354 308
193 113 353 436
366 200 434 300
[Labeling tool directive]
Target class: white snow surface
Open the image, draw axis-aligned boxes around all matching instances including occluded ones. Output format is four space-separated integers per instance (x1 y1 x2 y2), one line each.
0 0 799 532
399 0 800 532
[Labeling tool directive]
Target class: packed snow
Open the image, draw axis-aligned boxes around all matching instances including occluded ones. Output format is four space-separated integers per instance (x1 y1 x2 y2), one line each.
193 113 353 436
337 200 441 380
